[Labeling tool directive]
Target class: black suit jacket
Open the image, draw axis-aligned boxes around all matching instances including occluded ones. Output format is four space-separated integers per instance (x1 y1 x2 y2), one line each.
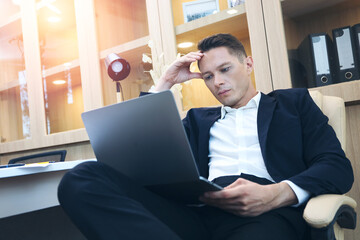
181 88 353 196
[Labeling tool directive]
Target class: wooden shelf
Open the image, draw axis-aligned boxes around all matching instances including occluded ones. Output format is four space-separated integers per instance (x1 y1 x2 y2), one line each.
311 80 360 104
175 4 249 52
0 79 21 92
176 4 246 35
0 12 21 29
99 36 150 64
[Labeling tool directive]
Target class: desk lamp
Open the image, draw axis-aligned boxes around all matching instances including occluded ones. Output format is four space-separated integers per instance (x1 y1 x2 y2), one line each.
105 53 131 102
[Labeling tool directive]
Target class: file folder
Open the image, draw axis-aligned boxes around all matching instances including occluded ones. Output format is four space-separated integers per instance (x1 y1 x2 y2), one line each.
332 26 360 82
352 23 360 77
297 33 338 87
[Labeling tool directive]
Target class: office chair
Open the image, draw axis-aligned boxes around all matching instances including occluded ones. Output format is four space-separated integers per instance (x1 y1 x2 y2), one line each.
306 91 357 240
8 150 67 164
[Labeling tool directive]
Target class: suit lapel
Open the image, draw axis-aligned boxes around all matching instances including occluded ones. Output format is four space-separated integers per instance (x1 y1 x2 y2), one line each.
198 108 221 178
257 93 276 164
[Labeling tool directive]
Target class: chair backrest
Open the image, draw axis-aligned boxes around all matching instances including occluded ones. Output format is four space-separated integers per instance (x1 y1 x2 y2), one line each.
8 150 67 164
309 90 346 151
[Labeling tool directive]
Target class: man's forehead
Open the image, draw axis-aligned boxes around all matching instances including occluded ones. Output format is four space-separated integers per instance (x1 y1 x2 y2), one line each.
198 48 234 72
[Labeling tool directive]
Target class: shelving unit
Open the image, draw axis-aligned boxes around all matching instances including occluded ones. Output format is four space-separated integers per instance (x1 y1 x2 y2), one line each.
263 0 360 92
176 4 248 45
262 1 360 238
0 79 22 92
312 80 360 104
0 0 153 152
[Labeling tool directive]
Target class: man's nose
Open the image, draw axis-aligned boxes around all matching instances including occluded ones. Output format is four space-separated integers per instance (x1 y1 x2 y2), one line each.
214 74 225 87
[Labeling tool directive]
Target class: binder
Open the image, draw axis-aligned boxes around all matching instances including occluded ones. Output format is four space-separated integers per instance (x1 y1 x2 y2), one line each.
297 33 338 87
332 26 360 82
352 23 360 75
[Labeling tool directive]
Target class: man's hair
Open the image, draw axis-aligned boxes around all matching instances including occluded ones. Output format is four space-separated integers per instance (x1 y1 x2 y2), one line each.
197 33 247 61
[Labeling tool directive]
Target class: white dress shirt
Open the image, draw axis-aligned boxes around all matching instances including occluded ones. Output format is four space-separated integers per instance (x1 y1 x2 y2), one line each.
208 92 310 206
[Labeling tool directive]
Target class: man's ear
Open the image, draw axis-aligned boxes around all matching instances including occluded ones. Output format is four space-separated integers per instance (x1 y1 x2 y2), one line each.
245 56 254 75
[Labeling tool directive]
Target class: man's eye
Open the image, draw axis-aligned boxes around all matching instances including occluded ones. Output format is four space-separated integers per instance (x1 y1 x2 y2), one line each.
203 75 213 80
221 67 230 73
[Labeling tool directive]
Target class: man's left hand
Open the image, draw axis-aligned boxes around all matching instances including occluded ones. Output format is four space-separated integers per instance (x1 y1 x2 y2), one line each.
199 178 297 217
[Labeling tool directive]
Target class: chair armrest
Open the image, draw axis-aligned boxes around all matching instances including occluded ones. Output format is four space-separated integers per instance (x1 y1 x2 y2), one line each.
303 194 357 229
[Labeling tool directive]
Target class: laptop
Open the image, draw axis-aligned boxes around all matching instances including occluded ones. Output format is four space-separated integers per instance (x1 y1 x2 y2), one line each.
81 90 222 204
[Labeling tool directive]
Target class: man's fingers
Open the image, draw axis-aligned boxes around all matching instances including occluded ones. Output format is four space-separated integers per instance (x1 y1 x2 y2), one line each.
188 72 202 79
203 187 243 200
224 178 249 189
179 52 203 63
200 196 241 206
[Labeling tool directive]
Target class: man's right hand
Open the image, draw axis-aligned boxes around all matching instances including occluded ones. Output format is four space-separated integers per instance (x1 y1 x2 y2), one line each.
154 52 204 91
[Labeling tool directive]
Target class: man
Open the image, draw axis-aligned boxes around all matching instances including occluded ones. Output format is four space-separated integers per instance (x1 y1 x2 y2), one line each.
58 34 353 240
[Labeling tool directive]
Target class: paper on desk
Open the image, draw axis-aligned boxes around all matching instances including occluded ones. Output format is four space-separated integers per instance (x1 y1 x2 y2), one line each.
19 162 51 168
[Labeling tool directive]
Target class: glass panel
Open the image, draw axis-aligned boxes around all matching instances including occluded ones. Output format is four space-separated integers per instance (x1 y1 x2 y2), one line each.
36 0 79 68
0 0 21 24
100 46 153 106
94 0 149 51
0 1 30 143
281 0 360 88
172 0 245 27
174 3 254 110
36 0 84 133
43 65 84 134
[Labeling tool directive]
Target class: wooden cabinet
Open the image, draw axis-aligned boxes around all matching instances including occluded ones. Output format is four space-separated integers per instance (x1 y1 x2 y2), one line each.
0 0 154 153
0 2 28 144
262 0 360 103
262 1 360 238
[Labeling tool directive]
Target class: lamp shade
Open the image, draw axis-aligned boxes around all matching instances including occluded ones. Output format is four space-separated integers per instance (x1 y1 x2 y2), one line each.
105 53 131 81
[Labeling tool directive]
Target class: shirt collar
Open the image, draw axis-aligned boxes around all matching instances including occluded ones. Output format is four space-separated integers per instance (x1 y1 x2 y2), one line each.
220 91 261 119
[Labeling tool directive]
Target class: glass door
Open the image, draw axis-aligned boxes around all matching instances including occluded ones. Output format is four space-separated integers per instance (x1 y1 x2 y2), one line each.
0 0 30 143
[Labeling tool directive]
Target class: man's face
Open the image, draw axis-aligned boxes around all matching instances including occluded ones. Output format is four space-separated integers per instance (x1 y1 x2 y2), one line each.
198 47 255 109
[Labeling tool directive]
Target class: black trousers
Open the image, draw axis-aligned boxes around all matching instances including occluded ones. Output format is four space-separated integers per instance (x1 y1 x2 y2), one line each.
58 162 309 240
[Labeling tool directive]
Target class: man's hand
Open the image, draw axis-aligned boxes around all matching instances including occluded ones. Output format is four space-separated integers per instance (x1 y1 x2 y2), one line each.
199 178 298 217
154 52 204 91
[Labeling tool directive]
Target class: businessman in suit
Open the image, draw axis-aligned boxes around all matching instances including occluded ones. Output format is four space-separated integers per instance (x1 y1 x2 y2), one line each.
58 33 353 240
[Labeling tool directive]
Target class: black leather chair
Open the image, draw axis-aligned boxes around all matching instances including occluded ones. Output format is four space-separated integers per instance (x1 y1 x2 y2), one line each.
8 150 67 164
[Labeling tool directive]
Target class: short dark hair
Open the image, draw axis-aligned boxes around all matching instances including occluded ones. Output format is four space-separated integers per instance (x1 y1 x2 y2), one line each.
197 33 247 61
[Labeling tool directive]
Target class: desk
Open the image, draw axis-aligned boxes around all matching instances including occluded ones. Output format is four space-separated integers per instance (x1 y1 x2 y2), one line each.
0 159 95 219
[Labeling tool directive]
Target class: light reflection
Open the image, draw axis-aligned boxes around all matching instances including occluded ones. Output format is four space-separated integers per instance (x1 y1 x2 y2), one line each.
12 0 21 5
177 42 194 48
36 0 61 14
64 65 73 104
227 9 238 15
53 79 66 84
19 70 30 139
47 16 61 23
42 65 51 134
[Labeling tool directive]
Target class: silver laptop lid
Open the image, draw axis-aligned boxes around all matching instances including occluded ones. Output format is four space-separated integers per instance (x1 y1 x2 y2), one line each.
81 91 201 186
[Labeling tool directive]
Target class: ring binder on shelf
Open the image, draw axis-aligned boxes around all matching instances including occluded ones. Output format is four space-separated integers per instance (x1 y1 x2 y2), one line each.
332 26 360 82
352 23 360 79
297 33 338 87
